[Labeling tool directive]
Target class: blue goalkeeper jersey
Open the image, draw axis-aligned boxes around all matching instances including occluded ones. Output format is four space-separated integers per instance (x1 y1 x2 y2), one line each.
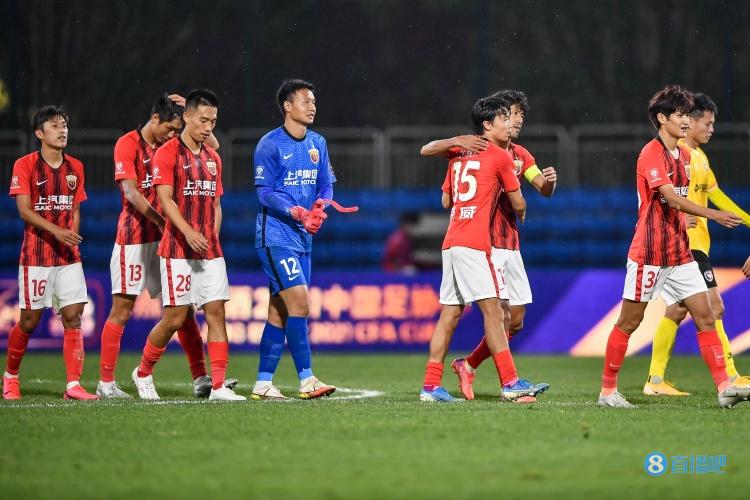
254 126 336 252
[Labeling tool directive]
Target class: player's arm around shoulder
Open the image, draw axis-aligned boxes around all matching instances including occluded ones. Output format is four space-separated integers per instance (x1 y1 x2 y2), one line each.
420 135 488 157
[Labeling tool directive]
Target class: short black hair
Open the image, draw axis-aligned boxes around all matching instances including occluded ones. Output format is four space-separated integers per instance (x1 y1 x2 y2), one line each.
32 105 69 131
150 94 183 123
691 92 718 118
647 85 694 129
471 95 511 135
277 79 315 116
184 89 219 112
491 89 530 115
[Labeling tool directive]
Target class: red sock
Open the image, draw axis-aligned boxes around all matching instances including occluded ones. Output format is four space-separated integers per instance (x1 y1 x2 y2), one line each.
5 324 30 375
466 338 491 369
492 349 518 386
99 320 125 382
602 326 630 390
138 339 166 377
422 361 443 390
177 317 207 379
207 342 228 389
63 328 84 383
697 330 729 389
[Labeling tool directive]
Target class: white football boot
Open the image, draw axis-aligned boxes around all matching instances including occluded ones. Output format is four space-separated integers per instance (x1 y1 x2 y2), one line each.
96 380 131 399
208 386 247 401
131 367 160 400
597 391 635 408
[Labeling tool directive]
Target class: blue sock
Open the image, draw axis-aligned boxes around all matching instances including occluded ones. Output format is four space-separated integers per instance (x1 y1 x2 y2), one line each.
285 316 313 380
257 322 285 381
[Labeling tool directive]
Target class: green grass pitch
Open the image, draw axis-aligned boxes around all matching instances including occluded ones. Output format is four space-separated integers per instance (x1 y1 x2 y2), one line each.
1 352 748 498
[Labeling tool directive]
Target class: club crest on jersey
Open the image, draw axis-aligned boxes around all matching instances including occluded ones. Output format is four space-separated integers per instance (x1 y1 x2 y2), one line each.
308 148 320 164
205 160 217 176
513 159 523 176
684 162 691 180
11 176 19 189
66 174 77 190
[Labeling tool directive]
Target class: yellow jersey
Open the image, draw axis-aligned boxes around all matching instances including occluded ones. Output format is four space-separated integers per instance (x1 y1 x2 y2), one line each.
678 140 717 255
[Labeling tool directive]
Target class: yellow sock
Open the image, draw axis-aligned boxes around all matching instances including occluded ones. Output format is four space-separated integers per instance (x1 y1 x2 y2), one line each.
716 320 740 379
648 317 679 380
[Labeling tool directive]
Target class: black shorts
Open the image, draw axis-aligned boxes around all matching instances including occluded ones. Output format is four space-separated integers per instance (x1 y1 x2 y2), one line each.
692 250 717 288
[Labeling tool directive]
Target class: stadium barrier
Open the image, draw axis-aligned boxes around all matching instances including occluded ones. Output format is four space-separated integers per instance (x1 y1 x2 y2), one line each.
2 270 748 356
2 124 750 189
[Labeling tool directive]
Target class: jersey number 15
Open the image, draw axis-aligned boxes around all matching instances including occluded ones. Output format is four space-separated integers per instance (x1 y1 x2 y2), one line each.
452 161 480 202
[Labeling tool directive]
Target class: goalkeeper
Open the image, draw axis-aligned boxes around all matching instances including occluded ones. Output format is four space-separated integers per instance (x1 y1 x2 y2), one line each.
644 92 750 396
253 79 338 400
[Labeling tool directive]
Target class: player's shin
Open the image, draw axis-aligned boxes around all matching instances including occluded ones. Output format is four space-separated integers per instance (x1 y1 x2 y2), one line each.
63 328 85 386
138 338 167 377
601 326 630 395
423 361 444 390
177 316 207 380
207 342 228 390
285 316 313 380
5 323 30 376
466 337 491 371
100 320 125 383
257 322 285 382
697 330 730 391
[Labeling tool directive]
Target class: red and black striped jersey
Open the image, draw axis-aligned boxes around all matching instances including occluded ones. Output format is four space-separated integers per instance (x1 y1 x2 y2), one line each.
441 143 520 252
113 129 162 245
9 151 87 266
628 138 693 266
152 137 224 260
491 142 536 250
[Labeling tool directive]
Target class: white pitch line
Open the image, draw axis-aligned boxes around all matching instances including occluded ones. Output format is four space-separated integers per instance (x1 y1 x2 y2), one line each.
0 385 384 409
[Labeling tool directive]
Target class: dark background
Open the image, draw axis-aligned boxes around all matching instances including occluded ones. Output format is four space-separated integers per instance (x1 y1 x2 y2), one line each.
1 0 749 272
1 0 748 130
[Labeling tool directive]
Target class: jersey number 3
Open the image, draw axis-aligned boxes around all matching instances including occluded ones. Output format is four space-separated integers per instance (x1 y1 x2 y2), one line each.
452 161 480 202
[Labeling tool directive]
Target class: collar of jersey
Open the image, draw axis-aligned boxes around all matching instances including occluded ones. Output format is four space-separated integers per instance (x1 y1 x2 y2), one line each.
282 125 306 142
179 135 203 155
37 150 67 170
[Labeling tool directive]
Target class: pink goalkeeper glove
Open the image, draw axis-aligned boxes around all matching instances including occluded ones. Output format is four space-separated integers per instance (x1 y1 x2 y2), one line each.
290 199 328 234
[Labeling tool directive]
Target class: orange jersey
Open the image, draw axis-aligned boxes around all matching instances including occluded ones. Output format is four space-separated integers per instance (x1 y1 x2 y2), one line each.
492 142 536 250
9 152 87 267
152 137 224 260
113 129 163 245
627 138 693 266
441 142 520 253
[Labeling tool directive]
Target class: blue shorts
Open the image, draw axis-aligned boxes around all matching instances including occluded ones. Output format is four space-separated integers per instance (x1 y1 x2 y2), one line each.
257 247 311 296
